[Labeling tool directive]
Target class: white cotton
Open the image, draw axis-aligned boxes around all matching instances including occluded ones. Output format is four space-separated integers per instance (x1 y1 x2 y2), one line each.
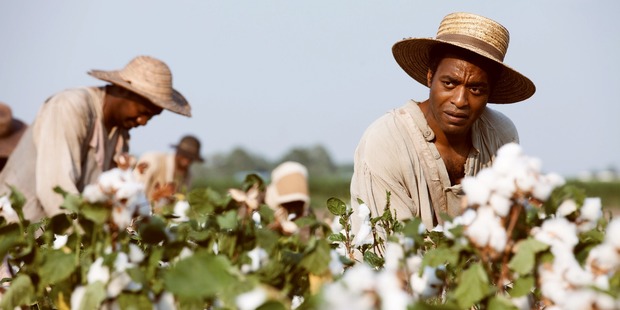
0 195 18 223
173 200 190 222
53 234 68 250
376 271 411 310
128 244 145 263
489 193 512 217
107 271 132 298
154 291 176 310
82 184 107 203
112 206 134 230
356 203 370 219
87 257 110 284
342 264 376 293
280 220 299 234
246 247 268 272
322 282 374 310
410 266 443 298
291 295 304 309
114 252 133 272
330 216 343 234
178 247 194 261
252 211 261 226
236 287 267 310
352 219 373 247
406 255 423 273
605 218 620 249
534 217 579 251
514 169 536 194
532 178 555 201
97 169 125 194
461 175 491 206
586 243 620 275
580 197 602 223
329 250 344 275
400 236 415 252
465 206 507 252
511 296 531 310
556 200 577 217
383 242 404 271
70 285 86 310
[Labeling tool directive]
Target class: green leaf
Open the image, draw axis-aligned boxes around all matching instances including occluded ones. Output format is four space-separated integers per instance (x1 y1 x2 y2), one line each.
164 250 236 299
81 202 110 225
422 247 458 267
326 198 347 216
508 238 549 275
9 185 27 221
38 249 78 288
488 295 518 310
509 276 534 297
327 233 346 243
256 228 278 253
60 193 83 214
217 210 238 231
257 300 287 310
48 213 72 234
117 292 153 310
0 222 22 261
78 281 107 309
0 274 35 309
363 251 384 269
300 239 331 274
453 263 491 308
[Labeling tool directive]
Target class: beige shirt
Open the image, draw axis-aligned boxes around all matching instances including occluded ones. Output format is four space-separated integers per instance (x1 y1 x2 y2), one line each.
0 87 129 221
350 100 519 230
133 152 190 202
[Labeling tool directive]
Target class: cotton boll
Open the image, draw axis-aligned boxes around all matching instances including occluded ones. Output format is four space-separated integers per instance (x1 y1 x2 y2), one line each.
107 271 132 298
236 287 267 310
488 222 508 253
534 217 579 251
580 198 602 222
410 266 443 298
82 184 108 203
87 257 110 284
173 200 190 222
376 271 411 310
605 219 620 249
352 219 373 247
586 243 620 275
53 234 68 250
383 242 404 271
112 205 133 230
461 174 491 206
128 244 145 263
489 193 512 217
342 264 376 293
511 296 531 310
556 200 578 218
532 177 556 201
465 206 495 248
98 169 125 194
252 211 261 226
246 247 268 272
493 143 523 175
154 292 176 310
71 285 86 310
356 203 370 219
114 252 133 273
329 250 344 275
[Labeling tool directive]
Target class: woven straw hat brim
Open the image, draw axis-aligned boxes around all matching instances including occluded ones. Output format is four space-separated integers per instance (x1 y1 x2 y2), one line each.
392 38 536 104
88 70 191 117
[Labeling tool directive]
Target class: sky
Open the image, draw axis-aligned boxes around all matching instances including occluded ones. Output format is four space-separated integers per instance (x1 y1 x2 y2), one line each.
1 1 619 178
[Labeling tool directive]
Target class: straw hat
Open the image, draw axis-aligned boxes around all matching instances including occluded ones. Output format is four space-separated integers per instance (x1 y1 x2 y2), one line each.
171 135 204 162
0 102 27 158
88 56 191 116
392 12 535 104
265 161 310 212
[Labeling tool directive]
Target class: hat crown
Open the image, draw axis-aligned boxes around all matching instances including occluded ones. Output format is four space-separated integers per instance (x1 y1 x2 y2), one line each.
118 56 174 102
175 135 202 160
436 12 509 62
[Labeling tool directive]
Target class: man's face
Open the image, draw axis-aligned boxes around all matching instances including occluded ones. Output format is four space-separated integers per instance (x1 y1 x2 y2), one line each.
110 90 163 130
426 56 490 137
175 153 193 172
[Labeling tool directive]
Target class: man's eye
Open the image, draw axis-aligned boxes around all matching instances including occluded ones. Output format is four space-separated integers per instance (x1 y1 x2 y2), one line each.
443 81 454 88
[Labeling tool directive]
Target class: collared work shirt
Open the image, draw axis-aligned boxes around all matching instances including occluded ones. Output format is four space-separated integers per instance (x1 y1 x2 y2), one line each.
350 100 519 230
0 87 129 221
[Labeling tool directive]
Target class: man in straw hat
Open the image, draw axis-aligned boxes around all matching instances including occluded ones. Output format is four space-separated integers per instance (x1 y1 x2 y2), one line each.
133 134 204 204
0 55 191 222
350 12 535 231
0 102 28 171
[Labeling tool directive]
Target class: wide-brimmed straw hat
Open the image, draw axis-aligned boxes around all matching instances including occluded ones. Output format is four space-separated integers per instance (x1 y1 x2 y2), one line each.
0 102 27 158
88 56 191 116
265 161 310 212
171 135 204 162
392 12 535 104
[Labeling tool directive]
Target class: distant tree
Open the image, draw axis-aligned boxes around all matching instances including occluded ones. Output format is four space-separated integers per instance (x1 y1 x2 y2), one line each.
205 147 271 178
279 144 336 177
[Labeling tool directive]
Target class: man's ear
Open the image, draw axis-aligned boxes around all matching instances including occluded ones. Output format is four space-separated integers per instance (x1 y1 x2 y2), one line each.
426 69 433 87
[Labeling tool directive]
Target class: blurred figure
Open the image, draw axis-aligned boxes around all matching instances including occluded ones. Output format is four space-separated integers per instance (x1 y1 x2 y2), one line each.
0 55 191 222
0 103 27 171
265 161 310 220
134 135 204 203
